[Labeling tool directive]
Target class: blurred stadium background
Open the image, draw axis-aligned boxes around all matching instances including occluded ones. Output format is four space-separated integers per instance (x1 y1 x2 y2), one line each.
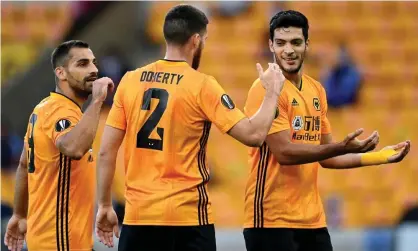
1 1 418 251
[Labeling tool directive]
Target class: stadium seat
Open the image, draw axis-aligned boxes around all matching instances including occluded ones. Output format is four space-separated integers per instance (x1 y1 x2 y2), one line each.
1 2 72 84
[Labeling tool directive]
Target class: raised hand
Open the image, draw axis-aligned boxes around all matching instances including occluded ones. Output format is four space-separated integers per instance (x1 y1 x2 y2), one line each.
92 77 115 103
382 140 411 163
342 128 379 153
256 63 286 96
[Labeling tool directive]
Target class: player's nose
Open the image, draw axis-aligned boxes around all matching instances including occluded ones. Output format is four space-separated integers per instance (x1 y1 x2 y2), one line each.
89 63 99 74
283 43 295 54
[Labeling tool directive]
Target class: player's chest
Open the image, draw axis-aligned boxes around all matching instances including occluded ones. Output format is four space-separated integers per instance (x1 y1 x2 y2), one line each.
285 92 322 143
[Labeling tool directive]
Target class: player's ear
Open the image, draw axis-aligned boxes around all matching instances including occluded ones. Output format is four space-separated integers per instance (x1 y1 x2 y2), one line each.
305 38 310 52
269 39 274 53
192 33 201 49
54 66 67 81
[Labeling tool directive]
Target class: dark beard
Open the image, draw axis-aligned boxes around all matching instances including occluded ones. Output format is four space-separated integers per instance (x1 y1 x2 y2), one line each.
192 42 203 70
274 50 305 74
67 72 93 99
73 85 91 99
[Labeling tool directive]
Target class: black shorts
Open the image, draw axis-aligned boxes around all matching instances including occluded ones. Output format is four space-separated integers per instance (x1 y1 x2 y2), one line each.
118 224 216 251
243 227 333 251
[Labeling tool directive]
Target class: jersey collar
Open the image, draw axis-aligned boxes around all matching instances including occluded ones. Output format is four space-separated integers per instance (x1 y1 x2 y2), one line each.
158 59 188 66
288 76 304 92
50 92 82 111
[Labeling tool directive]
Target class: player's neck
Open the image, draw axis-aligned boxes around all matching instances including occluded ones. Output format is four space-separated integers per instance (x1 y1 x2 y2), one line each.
55 85 86 108
284 72 303 90
164 47 191 66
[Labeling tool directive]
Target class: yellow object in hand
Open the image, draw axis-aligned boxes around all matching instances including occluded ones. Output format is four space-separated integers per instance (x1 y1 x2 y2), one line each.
360 149 398 166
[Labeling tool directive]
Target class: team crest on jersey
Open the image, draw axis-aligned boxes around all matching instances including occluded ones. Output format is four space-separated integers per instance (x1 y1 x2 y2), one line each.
221 94 235 110
292 116 304 131
55 119 71 132
313 98 320 111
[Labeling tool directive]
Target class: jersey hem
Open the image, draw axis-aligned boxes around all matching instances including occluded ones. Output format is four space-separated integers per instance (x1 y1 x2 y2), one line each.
243 222 327 229
105 122 126 131
219 116 246 134
30 249 91 251
123 220 214 226
267 126 290 135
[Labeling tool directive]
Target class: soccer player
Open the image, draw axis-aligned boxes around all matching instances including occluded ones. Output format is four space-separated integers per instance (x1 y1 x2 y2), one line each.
4 40 114 251
94 4 285 251
243 10 411 251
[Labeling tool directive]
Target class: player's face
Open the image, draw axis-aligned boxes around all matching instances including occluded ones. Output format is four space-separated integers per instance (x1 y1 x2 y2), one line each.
64 48 98 98
192 32 207 70
269 27 308 74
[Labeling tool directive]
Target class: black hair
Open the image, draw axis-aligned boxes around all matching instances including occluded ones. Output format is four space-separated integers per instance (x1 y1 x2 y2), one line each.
163 4 209 45
269 10 309 41
51 40 89 69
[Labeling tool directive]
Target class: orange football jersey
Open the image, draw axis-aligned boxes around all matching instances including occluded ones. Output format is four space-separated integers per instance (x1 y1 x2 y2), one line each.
106 59 245 226
244 75 331 229
24 92 95 251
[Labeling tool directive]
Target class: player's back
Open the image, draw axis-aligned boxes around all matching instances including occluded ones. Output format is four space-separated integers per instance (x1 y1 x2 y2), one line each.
25 93 95 251
107 59 245 226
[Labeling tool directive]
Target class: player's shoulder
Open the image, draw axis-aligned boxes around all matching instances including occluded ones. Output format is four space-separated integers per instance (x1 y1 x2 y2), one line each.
303 74 325 92
250 78 262 88
33 95 59 114
33 94 79 119
200 72 218 87
178 64 209 87
247 78 264 93
121 67 141 82
120 61 163 81
187 70 222 91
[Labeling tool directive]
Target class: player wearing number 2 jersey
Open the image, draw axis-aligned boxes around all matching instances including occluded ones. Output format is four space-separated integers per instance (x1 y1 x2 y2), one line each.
4 40 114 251
95 4 285 251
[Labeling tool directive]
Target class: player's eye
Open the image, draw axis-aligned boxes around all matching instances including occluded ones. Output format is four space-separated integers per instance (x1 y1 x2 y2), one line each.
292 40 303 46
276 41 285 46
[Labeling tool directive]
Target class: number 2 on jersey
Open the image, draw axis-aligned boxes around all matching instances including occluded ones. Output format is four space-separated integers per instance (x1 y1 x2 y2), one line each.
137 88 168 151
28 113 37 173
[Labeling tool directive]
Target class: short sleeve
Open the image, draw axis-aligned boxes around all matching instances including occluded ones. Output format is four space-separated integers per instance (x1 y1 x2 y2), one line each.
43 106 81 145
197 76 246 133
244 79 290 135
319 86 332 134
106 72 129 130
271 94 291 135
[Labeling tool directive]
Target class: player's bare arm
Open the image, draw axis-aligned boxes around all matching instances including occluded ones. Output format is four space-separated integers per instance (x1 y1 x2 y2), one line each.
228 63 285 147
4 149 28 251
95 125 124 248
266 128 380 165
319 133 411 169
56 77 114 159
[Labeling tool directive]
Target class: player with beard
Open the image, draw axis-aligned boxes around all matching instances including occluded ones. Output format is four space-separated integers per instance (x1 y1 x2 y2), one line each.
4 40 114 251
94 4 285 251
243 10 411 251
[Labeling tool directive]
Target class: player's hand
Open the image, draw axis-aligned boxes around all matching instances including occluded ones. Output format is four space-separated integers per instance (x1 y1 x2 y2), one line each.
256 63 285 96
92 77 115 103
342 128 379 153
95 206 119 248
382 140 411 163
4 214 27 251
